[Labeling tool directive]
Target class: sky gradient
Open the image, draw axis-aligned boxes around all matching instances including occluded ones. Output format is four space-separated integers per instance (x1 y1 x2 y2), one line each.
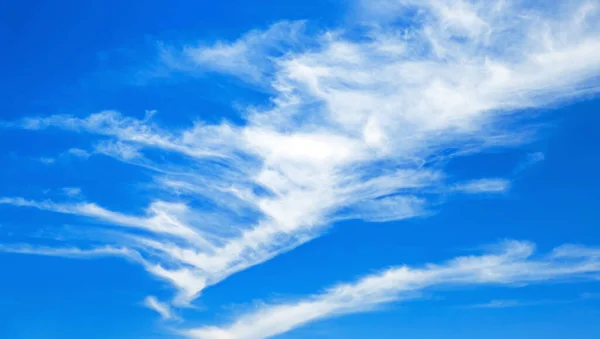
1 1 600 338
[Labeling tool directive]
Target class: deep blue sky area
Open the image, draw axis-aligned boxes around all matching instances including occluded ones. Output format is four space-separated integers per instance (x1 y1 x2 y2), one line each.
0 0 342 123
1 1 600 339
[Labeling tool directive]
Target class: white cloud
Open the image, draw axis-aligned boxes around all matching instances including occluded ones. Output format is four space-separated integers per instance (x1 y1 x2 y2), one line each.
466 293 599 309
0 243 138 260
62 187 82 197
0 197 208 242
39 157 55 164
144 296 175 320
515 151 545 173
1 0 600 326
464 298 577 309
452 178 510 194
467 299 528 309
95 140 143 160
528 152 545 164
166 21 307 83
67 148 91 159
183 240 600 339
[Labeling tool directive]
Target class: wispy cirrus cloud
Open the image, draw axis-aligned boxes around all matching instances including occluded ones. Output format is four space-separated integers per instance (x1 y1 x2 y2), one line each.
466 290 600 309
183 240 600 339
174 20 307 83
62 187 82 197
1 0 600 328
39 157 56 164
451 178 511 194
67 147 92 159
468 299 526 309
465 298 576 309
515 151 545 173
144 295 176 320
0 243 137 260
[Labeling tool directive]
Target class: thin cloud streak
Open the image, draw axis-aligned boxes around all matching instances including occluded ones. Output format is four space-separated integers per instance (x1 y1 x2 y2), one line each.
451 178 510 194
0 243 138 260
514 151 545 173
183 240 600 339
468 299 526 309
466 298 573 309
144 296 176 320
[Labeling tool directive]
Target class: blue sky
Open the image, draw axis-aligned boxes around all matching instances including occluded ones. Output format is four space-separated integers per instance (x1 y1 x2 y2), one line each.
1 1 600 338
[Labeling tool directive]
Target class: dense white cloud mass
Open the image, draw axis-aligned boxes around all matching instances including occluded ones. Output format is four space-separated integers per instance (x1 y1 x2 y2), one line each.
1 0 600 335
183 240 600 339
